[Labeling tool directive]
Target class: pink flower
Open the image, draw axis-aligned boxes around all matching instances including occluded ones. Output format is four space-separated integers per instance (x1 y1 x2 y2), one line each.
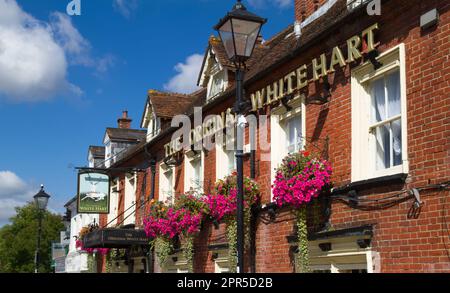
273 158 332 208
75 240 82 249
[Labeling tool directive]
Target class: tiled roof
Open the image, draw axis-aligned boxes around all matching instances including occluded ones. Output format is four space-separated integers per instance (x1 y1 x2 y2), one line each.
148 89 206 118
208 36 235 69
105 128 146 141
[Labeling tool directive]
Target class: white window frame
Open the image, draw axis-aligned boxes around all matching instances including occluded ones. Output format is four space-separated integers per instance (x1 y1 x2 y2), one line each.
162 252 189 273
184 150 204 195
107 178 119 225
285 114 304 154
104 138 112 168
270 95 306 199
214 250 231 273
207 67 228 100
123 172 136 225
351 44 408 182
216 134 237 180
148 116 161 140
304 236 374 273
159 163 175 204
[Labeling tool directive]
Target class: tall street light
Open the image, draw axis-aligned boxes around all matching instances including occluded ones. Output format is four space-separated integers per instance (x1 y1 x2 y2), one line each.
34 184 50 273
214 0 266 273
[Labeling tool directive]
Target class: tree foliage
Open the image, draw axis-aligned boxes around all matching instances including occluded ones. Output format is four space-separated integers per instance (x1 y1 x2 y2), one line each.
0 202 64 273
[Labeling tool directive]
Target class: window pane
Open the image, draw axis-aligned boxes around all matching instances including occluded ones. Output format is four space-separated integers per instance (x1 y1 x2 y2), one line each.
372 78 386 123
209 70 226 98
197 160 202 182
191 158 202 189
227 150 236 174
192 160 198 181
392 119 402 166
287 115 302 153
166 170 173 194
376 124 391 170
387 71 401 118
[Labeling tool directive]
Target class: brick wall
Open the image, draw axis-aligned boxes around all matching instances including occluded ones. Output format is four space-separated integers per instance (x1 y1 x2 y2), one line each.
127 0 450 273
295 0 329 22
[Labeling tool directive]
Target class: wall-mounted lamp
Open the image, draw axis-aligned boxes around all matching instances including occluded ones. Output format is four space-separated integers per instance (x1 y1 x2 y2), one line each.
420 9 439 30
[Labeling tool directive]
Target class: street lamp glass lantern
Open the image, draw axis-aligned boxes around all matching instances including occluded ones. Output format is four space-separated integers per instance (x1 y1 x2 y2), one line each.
34 185 50 211
214 0 267 63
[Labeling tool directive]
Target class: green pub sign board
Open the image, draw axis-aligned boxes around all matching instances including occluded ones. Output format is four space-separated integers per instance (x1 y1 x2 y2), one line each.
77 172 110 214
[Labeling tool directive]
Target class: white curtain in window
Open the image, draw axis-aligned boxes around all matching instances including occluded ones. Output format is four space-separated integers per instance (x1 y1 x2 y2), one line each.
373 70 402 170
192 158 202 187
387 71 401 117
388 71 402 165
376 124 390 170
226 150 236 174
287 115 302 153
392 119 402 166
166 170 173 198
372 78 386 123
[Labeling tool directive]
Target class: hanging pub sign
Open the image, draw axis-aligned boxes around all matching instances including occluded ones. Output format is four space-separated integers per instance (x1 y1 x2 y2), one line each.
77 171 110 214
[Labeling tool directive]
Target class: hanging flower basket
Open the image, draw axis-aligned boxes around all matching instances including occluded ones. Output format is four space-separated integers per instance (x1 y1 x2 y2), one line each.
273 151 332 208
203 173 260 272
272 151 332 273
143 194 205 272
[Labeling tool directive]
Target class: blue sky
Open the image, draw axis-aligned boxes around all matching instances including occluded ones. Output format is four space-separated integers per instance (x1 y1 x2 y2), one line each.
0 0 294 226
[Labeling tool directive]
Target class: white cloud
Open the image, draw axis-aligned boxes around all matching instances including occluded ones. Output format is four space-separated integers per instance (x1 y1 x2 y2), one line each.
248 0 293 9
0 1 114 103
164 54 203 94
0 171 28 199
50 12 91 65
0 171 36 226
0 0 68 102
50 12 116 75
95 54 116 76
113 0 139 18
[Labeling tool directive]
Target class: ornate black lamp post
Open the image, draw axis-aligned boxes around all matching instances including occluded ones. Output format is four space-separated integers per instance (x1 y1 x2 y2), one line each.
34 184 50 273
214 0 266 273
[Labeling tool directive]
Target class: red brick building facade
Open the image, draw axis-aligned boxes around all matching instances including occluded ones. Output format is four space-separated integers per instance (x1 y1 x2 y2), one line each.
96 0 449 273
